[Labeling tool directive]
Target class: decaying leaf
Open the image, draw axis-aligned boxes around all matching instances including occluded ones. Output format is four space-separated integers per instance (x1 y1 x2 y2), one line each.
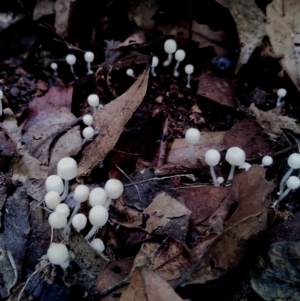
54 0 72 37
187 165 276 284
266 0 300 90
33 0 55 21
216 0 267 71
197 72 236 107
166 132 226 165
250 103 300 138
77 66 150 177
224 119 275 159
251 241 300 301
120 267 184 301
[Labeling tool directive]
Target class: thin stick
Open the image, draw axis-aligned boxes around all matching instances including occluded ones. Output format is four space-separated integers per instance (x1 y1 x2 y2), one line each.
7 249 18 294
157 117 169 167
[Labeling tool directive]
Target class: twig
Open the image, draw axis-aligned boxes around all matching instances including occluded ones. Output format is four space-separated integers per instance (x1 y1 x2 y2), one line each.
157 118 169 167
7 250 18 294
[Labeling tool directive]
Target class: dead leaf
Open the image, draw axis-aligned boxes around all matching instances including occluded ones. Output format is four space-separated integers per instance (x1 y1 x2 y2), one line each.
120 267 184 301
0 127 17 168
216 0 267 71
250 103 300 138
77 66 150 177
33 0 55 20
197 72 236 107
54 0 72 37
187 165 276 284
116 32 146 48
166 132 226 165
266 0 300 90
224 119 275 159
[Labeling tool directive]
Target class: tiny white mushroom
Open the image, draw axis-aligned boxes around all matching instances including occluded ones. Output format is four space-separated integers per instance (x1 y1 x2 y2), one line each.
85 205 109 240
50 62 58 76
49 211 67 229
151 56 159 77
185 64 194 88
272 176 300 208
276 88 287 106
238 162 252 171
278 153 300 195
185 128 200 165
173 49 186 77
89 187 107 207
217 177 224 185
205 149 221 186
163 39 177 66
55 203 70 217
83 114 93 126
104 179 124 209
65 54 78 79
84 51 94 75
45 191 61 210
45 175 64 195
57 157 78 201
71 213 87 232
90 238 109 261
87 94 99 114
261 155 273 167
126 68 135 78
0 89 3 116
47 243 69 269
225 147 246 181
83 126 95 144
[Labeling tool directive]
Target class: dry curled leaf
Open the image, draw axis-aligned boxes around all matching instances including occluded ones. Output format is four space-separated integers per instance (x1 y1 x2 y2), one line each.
266 0 300 90
77 66 150 177
120 267 184 301
250 103 300 138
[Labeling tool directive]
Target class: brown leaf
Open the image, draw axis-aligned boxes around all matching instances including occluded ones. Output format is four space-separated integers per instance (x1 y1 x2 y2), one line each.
197 72 236 107
54 0 72 37
216 0 267 71
120 267 184 301
166 132 226 165
0 127 17 168
142 192 191 234
77 66 150 177
250 103 300 138
266 0 300 90
224 119 275 159
187 165 276 284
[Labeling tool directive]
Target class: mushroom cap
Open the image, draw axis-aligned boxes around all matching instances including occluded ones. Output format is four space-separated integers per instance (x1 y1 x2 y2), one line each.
55 203 70 217
104 179 124 199
175 49 186 62
126 68 134 76
185 64 194 74
45 191 60 210
185 128 200 145
83 126 95 139
72 213 87 231
83 114 93 126
47 243 69 265
89 205 109 227
238 162 251 171
87 94 99 107
164 39 177 54
74 184 90 203
45 175 64 194
89 187 107 207
66 54 76 65
286 176 300 190
225 147 246 166
217 176 224 184
84 51 94 63
48 211 67 229
152 56 159 67
57 157 77 180
50 62 58 70
262 155 273 166
0 90 3 99
277 88 287 98
91 238 105 253
288 153 300 169
205 149 221 166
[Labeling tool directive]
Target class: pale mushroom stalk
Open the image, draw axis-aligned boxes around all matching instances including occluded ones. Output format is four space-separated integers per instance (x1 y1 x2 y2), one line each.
104 179 124 210
276 88 287 106
151 56 159 77
278 168 293 193
185 64 194 88
51 63 58 76
0 90 3 116
225 147 246 181
188 144 195 164
185 128 200 165
227 165 236 181
85 206 109 240
66 54 78 80
84 51 94 75
85 225 98 240
210 166 218 186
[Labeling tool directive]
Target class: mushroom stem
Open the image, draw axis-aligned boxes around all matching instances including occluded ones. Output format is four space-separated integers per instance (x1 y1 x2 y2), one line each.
173 61 180 77
60 180 69 201
227 165 235 181
92 107 96 114
66 202 81 228
151 67 157 77
210 166 218 186
87 62 93 75
278 167 293 195
70 66 78 80
0 100 2 116
104 198 112 210
163 53 172 66
186 74 191 88
188 144 196 164
50 227 54 244
85 226 98 240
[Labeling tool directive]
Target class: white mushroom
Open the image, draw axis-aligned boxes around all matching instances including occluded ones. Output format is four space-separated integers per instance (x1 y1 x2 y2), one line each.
185 128 200 165
163 39 177 66
87 94 99 114
225 147 246 181
50 62 58 76
84 51 94 75
126 68 135 78
71 213 87 232
66 54 78 79
276 88 287 106
89 187 107 207
151 56 159 77
85 206 109 240
45 175 64 195
104 179 124 209
185 64 194 88
261 155 273 167
47 243 69 269
173 49 186 77
205 149 221 186
45 191 60 210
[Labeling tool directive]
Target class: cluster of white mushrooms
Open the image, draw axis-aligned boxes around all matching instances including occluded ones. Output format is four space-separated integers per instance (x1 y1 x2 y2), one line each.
44 156 124 268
